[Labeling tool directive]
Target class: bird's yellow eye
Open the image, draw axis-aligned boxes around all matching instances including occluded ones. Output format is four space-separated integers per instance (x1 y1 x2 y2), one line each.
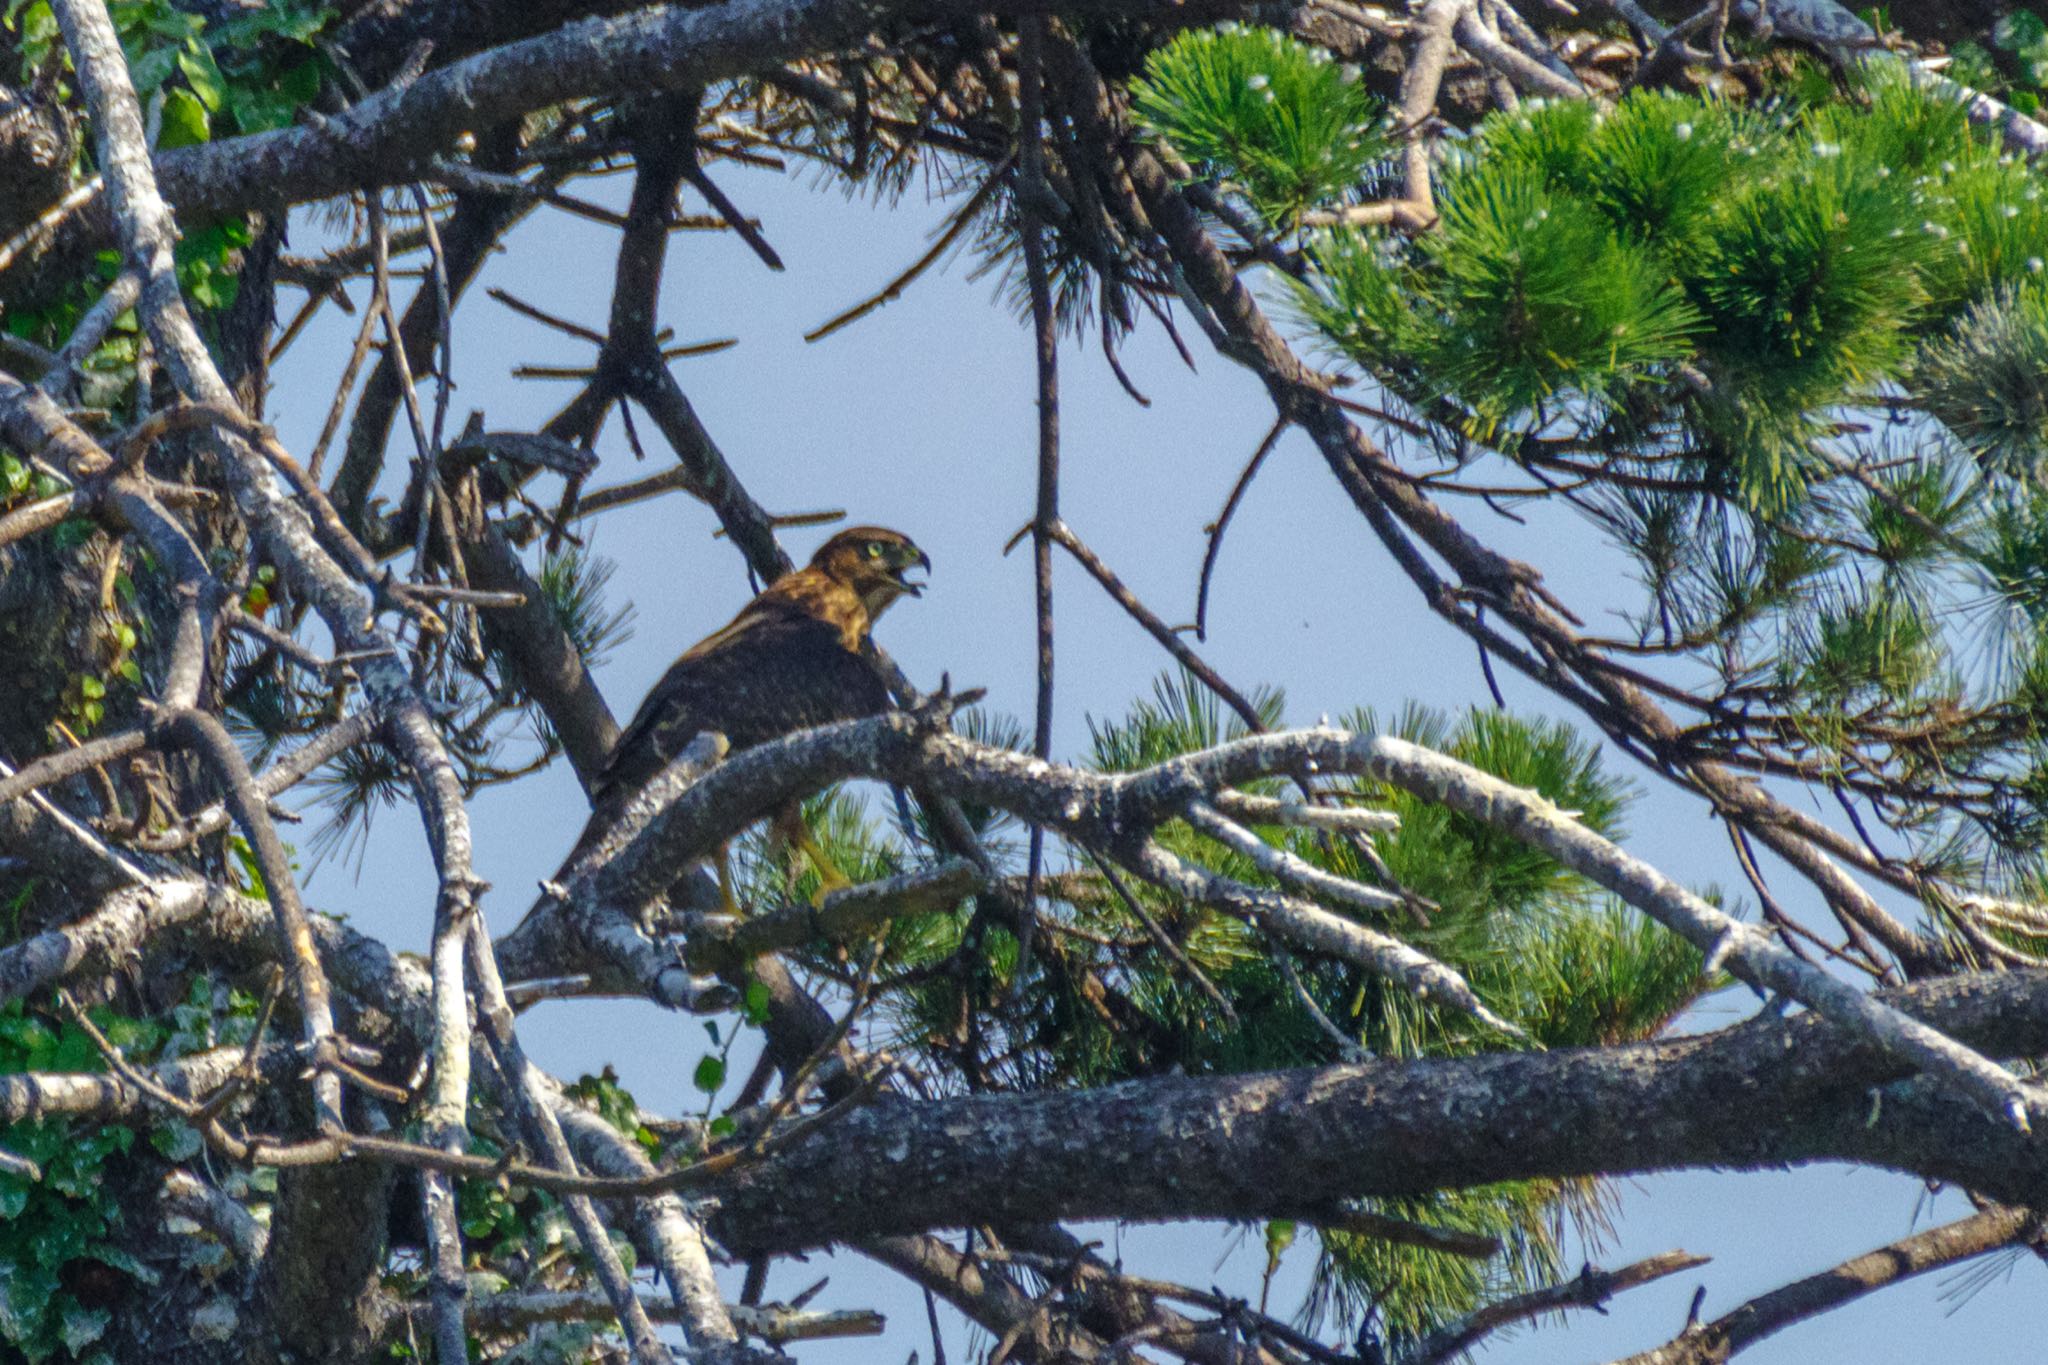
867 542 883 558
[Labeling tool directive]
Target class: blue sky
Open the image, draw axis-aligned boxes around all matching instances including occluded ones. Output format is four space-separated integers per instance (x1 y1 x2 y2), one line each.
267 160 2046 1363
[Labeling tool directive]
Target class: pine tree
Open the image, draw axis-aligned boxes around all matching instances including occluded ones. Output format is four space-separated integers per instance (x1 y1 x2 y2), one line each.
0 4 2044 1364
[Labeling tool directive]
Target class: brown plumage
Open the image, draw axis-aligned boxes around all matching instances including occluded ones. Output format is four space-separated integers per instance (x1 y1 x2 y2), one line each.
573 526 930 858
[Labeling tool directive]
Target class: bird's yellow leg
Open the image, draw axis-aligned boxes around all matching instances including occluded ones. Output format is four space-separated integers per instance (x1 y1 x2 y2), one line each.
792 825 853 906
715 841 743 918
768 803 853 907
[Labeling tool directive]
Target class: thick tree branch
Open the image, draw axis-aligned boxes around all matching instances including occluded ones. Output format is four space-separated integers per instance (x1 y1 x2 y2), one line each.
700 969 2048 1251
137 0 1235 233
496 711 2037 1123
555 1100 755 1360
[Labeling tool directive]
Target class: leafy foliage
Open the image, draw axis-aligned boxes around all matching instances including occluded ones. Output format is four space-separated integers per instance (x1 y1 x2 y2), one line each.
0 1002 164 1365
9 0 331 138
1950 11 2048 117
0 0 327 347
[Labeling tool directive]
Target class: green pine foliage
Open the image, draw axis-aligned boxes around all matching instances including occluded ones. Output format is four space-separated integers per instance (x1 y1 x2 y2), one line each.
1917 285 2048 476
731 787 907 912
1124 36 2048 497
1414 163 1699 424
861 676 1707 1351
1319 703 1705 1064
1132 25 1388 225
1855 456 1978 589
1790 588 1942 707
1982 485 2048 627
1138 27 2048 924
1086 666 1285 772
1683 141 1930 413
1296 84 1964 485
1308 1179 1612 1355
537 545 637 672
306 731 413 870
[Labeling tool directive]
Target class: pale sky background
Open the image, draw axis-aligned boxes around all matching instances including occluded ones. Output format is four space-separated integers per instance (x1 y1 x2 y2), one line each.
265 155 2048 1363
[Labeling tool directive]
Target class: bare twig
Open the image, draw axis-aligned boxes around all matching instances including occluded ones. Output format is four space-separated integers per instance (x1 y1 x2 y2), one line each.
804 159 1011 341
1196 415 1285 641
1604 1207 2040 1365
1417 1251 1711 1364
1128 837 1522 1039
146 707 345 1129
1046 518 1267 733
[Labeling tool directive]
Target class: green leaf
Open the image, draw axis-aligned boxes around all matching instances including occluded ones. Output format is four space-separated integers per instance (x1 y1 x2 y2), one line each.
82 1244 155 1284
225 55 326 134
11 1 56 57
5 1015 58 1067
30 1211 89 1268
742 979 772 1026
150 1123 202 1160
214 0 333 46
0 1258 56 1344
691 1055 726 1094
229 836 267 897
158 87 210 149
566 1067 643 1135
59 1301 109 1354
128 44 176 96
1995 11 2048 53
176 41 224 112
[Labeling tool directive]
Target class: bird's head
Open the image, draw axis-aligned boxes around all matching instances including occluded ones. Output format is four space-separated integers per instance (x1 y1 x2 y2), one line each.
812 526 931 618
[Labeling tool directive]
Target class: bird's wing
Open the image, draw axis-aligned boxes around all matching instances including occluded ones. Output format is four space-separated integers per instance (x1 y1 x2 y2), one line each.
592 595 892 807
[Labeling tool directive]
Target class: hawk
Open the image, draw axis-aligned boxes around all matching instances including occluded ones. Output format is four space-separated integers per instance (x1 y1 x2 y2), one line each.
568 526 931 892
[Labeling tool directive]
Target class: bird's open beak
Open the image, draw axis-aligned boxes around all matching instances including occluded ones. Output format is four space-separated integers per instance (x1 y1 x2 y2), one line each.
893 548 932 597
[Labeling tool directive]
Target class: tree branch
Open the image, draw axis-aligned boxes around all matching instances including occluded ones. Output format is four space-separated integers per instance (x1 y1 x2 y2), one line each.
1416 1251 1710 1364
1605 1204 2043 1365
700 969 2048 1251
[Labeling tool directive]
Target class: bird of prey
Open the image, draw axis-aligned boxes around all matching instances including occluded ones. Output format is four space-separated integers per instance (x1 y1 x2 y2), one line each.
569 525 931 898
